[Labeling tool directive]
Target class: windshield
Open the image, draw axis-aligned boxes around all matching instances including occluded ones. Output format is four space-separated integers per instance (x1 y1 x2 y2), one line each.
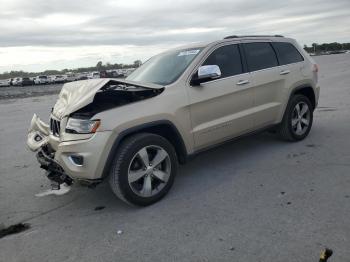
126 48 203 85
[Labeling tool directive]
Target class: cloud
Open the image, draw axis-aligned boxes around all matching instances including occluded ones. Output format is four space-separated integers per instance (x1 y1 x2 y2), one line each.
0 0 349 72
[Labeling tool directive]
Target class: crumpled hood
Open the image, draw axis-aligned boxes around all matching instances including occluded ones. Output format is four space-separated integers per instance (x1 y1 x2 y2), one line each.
52 78 163 119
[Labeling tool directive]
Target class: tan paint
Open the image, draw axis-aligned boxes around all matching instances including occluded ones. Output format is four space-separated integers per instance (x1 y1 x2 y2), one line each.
27 36 319 181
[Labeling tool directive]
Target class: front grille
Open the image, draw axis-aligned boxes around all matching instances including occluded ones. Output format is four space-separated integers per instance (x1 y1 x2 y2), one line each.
50 118 61 137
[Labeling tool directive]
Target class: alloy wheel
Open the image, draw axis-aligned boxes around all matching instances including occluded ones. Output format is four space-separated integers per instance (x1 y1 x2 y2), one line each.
128 145 171 197
291 101 310 136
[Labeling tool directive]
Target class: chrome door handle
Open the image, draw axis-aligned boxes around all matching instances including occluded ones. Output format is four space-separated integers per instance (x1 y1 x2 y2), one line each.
280 70 290 75
236 80 249 86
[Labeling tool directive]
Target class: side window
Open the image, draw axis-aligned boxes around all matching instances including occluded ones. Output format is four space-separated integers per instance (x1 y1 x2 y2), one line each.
272 42 304 65
243 42 278 71
203 44 243 78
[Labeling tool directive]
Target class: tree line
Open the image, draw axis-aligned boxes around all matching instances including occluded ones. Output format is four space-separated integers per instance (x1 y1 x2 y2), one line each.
304 42 350 53
0 60 142 79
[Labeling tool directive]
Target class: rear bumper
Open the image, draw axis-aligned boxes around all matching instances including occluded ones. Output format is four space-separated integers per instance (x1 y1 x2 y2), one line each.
27 114 113 183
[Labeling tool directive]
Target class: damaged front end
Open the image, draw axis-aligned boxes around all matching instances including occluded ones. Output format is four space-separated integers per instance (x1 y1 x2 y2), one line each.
27 114 73 188
27 78 164 189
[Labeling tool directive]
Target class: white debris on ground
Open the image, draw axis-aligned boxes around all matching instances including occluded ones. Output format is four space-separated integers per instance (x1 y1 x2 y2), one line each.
35 183 71 197
117 230 123 235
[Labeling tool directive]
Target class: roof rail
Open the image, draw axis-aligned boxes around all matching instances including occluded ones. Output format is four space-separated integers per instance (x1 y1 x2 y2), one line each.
224 35 284 39
224 35 239 39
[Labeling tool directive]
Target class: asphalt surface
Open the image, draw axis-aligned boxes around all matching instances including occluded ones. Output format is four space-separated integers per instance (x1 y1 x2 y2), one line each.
0 53 350 262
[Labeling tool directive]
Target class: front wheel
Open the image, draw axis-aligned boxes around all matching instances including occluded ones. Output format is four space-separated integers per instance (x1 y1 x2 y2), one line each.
278 94 313 141
109 133 178 206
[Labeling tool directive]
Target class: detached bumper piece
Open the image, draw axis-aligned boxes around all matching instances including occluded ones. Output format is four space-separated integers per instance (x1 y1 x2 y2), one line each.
37 146 73 187
27 114 50 152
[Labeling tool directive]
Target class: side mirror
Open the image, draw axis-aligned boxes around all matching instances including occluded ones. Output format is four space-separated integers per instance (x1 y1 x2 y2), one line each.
191 65 221 86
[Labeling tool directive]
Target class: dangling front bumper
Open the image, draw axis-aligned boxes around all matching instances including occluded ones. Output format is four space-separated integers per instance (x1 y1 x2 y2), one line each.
27 114 113 185
27 114 72 185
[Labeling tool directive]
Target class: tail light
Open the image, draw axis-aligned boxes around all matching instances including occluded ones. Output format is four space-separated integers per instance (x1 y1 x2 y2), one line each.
312 64 319 73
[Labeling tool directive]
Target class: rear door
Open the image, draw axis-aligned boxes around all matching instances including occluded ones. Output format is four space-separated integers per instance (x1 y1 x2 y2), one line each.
242 41 287 128
271 41 305 120
187 43 255 150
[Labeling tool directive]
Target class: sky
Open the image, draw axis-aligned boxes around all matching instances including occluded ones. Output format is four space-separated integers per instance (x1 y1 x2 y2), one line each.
0 0 349 73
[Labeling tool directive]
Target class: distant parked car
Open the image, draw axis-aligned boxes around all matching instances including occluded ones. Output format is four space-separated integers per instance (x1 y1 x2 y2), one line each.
53 75 66 84
12 78 20 86
124 68 136 77
12 78 18 86
12 77 33 86
34 75 49 85
87 72 100 79
99 71 108 78
47 76 55 84
77 73 88 80
65 73 78 82
0 79 9 87
100 70 124 78
22 77 34 86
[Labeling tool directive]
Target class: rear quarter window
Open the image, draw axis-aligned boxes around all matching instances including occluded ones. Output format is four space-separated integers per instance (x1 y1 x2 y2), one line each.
272 42 304 65
243 42 278 72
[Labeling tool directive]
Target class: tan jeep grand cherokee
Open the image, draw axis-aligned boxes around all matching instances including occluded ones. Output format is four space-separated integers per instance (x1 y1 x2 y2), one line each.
27 35 320 206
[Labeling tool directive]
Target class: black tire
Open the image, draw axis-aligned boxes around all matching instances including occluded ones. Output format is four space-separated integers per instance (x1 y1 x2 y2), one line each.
109 133 178 206
278 94 313 141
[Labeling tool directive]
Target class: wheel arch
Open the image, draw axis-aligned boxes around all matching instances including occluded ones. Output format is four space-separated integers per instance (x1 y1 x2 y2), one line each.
102 120 188 179
290 85 316 110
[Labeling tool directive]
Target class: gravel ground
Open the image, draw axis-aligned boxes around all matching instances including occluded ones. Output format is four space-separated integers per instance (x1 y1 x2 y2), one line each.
0 53 349 262
0 84 63 99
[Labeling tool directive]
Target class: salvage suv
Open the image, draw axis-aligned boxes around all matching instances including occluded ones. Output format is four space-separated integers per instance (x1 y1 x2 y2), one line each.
27 35 320 206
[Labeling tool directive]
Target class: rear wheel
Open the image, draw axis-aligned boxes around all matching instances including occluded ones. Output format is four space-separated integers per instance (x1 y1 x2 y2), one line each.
278 94 313 141
109 133 178 206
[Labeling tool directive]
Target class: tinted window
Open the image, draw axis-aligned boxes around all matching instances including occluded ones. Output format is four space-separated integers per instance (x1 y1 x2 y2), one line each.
273 42 304 65
243 42 278 71
203 44 243 78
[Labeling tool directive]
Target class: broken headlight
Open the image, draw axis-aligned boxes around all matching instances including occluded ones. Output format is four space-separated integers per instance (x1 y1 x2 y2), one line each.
66 118 100 134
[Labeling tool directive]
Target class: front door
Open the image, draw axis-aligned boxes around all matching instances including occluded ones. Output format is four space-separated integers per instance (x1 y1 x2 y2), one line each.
187 43 255 150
